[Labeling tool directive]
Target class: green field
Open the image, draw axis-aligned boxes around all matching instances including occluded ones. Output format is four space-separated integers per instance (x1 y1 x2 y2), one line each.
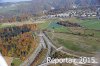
68 18 100 37
38 18 100 38
39 18 100 55
12 58 22 66
0 24 15 28
54 33 100 52
38 19 70 32
79 19 100 30
39 18 100 32
66 18 100 30
0 24 2 27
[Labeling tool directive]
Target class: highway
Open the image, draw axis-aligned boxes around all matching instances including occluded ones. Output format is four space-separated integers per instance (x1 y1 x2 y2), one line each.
20 33 46 66
42 32 57 49
39 32 79 66
39 32 99 66
42 32 79 57
20 31 96 66
20 32 53 66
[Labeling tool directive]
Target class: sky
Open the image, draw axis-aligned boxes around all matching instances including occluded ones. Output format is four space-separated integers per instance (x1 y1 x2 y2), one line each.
0 0 31 3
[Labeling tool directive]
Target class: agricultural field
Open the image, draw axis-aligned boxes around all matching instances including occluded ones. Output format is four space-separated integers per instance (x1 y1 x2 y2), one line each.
0 23 15 28
66 18 100 38
38 19 70 33
51 33 100 53
65 18 100 30
38 18 100 55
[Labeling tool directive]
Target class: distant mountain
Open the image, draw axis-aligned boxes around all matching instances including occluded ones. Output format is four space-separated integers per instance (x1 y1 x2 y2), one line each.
30 0 100 11
75 0 100 6
0 0 100 18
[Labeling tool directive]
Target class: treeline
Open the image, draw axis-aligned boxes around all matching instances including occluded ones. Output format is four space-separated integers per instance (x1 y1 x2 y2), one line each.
0 26 30 39
0 24 37 39
0 24 37 60
57 21 82 27
0 14 32 23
